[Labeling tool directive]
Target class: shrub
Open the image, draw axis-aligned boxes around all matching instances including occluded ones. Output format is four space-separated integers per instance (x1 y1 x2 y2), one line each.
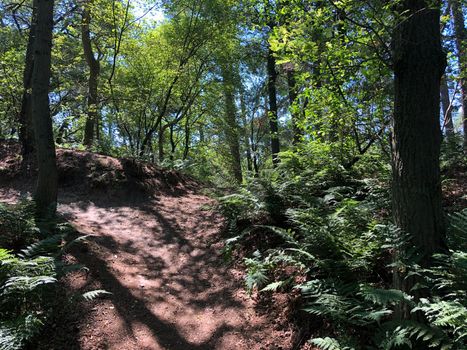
0 201 108 350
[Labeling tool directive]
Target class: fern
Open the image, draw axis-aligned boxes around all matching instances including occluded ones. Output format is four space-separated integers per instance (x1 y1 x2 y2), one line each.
310 337 353 350
261 280 288 292
358 285 413 307
82 290 112 301
447 209 467 251
244 251 270 293
0 314 43 350
0 201 106 349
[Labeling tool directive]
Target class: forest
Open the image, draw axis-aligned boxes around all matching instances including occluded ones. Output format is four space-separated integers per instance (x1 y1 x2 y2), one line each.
0 0 466 349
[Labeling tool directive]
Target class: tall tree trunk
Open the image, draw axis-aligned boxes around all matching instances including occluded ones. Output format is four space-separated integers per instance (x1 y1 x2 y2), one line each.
139 128 155 158
158 123 165 162
32 0 58 217
183 116 190 160
441 75 455 137
19 0 38 157
81 3 100 148
169 123 176 161
221 65 243 183
199 126 205 143
449 0 467 149
267 46 280 165
55 119 68 144
251 119 259 177
240 91 253 172
392 0 446 309
286 66 301 145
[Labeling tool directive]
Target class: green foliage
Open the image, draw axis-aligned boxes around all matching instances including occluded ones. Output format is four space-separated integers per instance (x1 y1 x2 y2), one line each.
310 337 350 350
441 135 467 172
0 201 39 249
0 201 105 350
220 154 466 349
0 246 57 350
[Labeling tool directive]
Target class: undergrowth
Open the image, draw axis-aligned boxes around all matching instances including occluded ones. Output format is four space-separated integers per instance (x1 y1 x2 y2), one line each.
218 151 466 350
0 201 109 350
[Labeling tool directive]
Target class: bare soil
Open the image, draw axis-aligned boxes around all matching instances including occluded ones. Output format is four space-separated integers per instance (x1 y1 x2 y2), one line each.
0 142 296 350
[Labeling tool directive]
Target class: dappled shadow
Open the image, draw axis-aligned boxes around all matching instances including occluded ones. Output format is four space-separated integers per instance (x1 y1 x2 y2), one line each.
59 191 268 349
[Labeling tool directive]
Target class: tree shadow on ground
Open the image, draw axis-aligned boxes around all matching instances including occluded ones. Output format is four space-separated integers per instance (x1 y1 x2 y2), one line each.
59 192 265 350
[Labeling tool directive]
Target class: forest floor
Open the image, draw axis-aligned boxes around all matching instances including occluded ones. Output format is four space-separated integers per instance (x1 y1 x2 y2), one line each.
0 141 297 350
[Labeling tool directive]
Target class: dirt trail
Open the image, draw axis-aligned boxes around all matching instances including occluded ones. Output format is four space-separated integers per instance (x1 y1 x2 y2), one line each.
0 185 293 350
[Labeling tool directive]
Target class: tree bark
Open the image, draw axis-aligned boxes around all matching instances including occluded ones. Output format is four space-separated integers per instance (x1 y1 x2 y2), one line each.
19 0 38 157
240 91 253 173
221 64 243 183
183 116 190 160
440 75 455 137
169 123 176 161
32 0 58 217
267 46 280 165
391 0 446 305
81 3 100 148
158 123 165 162
449 0 467 149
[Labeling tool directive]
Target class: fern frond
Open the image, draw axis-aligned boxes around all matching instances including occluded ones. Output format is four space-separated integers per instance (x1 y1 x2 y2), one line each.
0 314 43 350
448 210 467 251
261 280 287 292
18 234 64 258
359 285 413 306
310 337 353 350
82 289 112 301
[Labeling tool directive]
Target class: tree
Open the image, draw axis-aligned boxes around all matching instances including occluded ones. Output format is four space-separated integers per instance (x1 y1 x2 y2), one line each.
221 62 243 183
391 0 446 300
449 0 467 149
31 0 58 217
19 0 37 157
267 44 280 165
81 0 101 148
441 75 455 138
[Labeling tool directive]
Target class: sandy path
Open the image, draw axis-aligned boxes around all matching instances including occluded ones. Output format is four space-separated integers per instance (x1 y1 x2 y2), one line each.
50 191 291 350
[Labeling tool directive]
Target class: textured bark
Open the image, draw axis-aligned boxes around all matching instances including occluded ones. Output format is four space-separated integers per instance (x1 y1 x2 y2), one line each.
221 65 243 183
440 76 455 137
81 3 100 148
19 0 38 157
267 46 280 165
392 0 446 301
32 0 58 217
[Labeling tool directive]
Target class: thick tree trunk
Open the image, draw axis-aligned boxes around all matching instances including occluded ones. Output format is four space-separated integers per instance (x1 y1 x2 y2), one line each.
449 0 467 149
392 0 446 305
19 0 38 157
81 3 100 148
221 65 243 183
440 76 455 137
267 46 280 165
32 0 58 217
